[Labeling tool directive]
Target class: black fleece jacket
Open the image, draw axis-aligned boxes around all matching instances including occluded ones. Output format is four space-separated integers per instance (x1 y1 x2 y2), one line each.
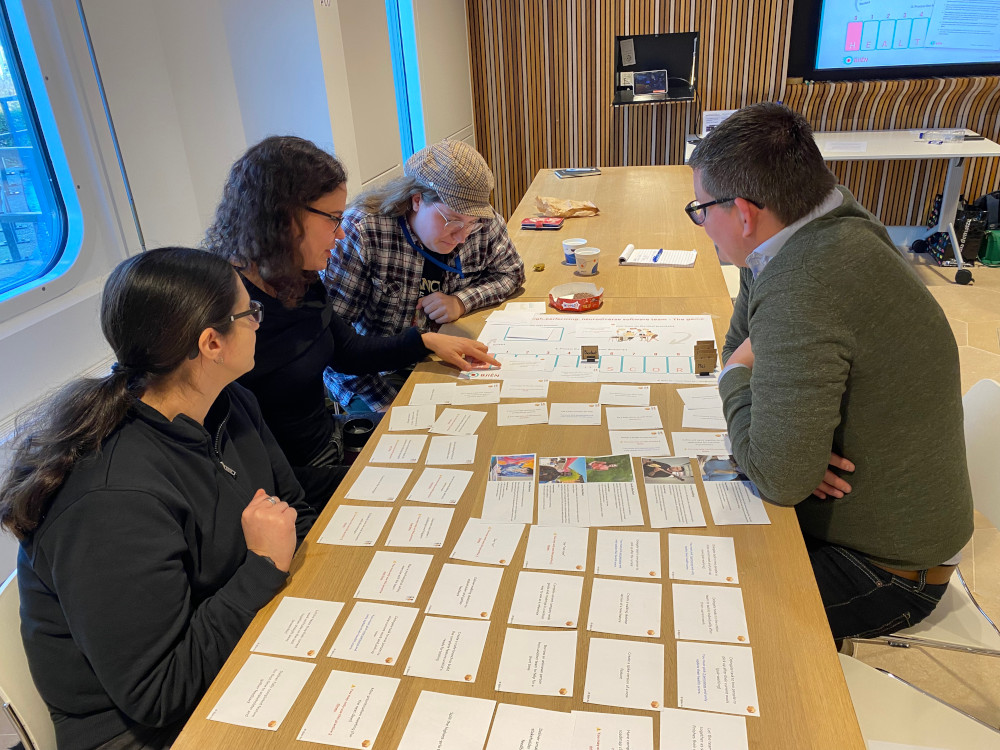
17 384 316 750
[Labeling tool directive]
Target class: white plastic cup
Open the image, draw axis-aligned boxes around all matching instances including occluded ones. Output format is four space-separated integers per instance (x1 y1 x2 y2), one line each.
563 238 587 265
575 247 601 275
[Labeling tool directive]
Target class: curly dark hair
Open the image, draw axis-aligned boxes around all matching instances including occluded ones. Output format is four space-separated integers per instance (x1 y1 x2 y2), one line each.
203 136 347 307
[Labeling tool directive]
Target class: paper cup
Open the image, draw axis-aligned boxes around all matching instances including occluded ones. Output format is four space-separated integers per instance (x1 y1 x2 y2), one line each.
563 238 587 265
575 247 600 276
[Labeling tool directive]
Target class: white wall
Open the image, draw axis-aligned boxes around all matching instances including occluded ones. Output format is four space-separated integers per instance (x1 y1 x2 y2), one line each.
412 0 475 146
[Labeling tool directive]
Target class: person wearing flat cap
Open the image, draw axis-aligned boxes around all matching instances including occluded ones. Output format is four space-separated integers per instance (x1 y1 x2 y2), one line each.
323 139 525 412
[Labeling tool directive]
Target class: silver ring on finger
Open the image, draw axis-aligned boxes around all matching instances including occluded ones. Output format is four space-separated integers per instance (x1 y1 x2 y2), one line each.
266 495 278 505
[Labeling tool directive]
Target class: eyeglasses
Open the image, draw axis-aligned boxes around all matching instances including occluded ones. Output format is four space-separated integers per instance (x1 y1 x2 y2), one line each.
433 202 484 235
684 197 763 226
303 205 344 232
217 299 263 327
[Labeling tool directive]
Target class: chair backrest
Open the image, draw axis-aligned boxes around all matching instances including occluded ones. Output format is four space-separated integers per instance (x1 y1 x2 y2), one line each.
962 378 1000 529
0 571 57 750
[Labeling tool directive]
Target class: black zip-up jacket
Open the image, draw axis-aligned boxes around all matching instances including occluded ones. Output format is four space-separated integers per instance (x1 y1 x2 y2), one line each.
17 384 316 750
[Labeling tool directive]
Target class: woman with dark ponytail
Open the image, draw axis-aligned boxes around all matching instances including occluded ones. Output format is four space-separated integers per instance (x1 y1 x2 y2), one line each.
0 247 316 750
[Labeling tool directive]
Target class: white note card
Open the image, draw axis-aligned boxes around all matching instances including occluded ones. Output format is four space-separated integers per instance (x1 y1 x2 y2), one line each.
297 669 399 747
570 710 654 750
497 401 549 426
451 383 502 404
584 638 664 710
605 406 663 430
327 601 418 665
406 467 474 505
426 562 505 620
426 435 478 465
668 533 740 584
500 378 550 399
410 381 456 405
369 434 427 464
343 466 412 502
397 691 497 750
672 583 750 644
385 506 454 548
594 529 662 578
672 431 731 456
251 597 344 658
482 480 535 524
599 385 651 406
548 402 602 425
659 707 748 750
523 525 590 572
451 518 526 566
676 641 760 716
508 571 584 628
430 408 488 436
388 403 436 431
587 577 661 637
644 483 706 529
355 551 433 603
208 654 314 730
485 704 575 750
495 628 577 697
318 505 392 546
404 615 491 682
608 429 670 456
704 481 770 525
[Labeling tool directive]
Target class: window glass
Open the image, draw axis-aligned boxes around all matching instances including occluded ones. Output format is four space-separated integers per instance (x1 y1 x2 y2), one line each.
0 3 66 297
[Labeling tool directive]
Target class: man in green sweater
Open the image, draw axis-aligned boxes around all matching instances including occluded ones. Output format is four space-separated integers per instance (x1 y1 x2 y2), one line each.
688 103 973 640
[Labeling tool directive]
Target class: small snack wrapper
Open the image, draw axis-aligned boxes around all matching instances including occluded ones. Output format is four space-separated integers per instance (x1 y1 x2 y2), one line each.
535 196 600 218
548 283 604 312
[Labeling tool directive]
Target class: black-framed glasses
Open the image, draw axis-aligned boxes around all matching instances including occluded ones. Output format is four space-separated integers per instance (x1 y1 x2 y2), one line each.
303 205 345 231
217 299 263 327
684 197 763 226
433 202 484 235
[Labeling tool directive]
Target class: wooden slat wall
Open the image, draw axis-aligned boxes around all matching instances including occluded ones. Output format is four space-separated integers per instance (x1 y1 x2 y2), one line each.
466 1 1000 223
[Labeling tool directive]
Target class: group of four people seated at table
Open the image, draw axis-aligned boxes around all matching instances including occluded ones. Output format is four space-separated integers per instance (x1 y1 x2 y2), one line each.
0 105 972 749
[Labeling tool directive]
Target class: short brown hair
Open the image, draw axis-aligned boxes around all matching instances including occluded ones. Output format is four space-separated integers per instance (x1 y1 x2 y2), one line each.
689 103 836 225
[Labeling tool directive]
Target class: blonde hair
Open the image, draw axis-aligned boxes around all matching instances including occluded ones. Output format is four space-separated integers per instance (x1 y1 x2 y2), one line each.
351 175 441 217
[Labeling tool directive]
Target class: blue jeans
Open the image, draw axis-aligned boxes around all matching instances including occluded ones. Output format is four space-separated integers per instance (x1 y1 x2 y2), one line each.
804 535 949 640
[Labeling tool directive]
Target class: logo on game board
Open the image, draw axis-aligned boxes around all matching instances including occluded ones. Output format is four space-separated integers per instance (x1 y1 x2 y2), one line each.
844 56 854 65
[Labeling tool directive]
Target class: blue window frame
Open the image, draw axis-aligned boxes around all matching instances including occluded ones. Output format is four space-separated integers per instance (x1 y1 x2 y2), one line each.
0 1 67 297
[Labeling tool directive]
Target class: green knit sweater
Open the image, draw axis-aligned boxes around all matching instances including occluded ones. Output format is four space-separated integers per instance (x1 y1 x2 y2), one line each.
719 188 973 570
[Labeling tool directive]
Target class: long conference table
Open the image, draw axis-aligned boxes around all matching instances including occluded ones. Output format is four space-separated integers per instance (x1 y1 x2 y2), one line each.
173 167 865 749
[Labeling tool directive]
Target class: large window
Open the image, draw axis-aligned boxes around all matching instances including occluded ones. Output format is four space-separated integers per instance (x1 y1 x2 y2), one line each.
0 1 66 298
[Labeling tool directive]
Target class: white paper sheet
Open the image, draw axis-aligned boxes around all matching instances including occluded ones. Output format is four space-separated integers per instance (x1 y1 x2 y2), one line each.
548 402 602 425
587 481 644 527
251 597 344 658
426 562 505 619
583 638 664 710
482 480 535 524
500 378 550 399
451 518 526 565
208 654 314 730
644 483 705 528
605 406 663 429
497 401 549 426
537 483 589 526
296 669 399 747
430 408 488 435
676 386 722 406
388 403 437 431
405 467 474 505
672 583 750 644
397 691 497 750
426 435 478 465
659 707 748 750
355 551 433 603
404 615 491 682
318 505 392 546
523 525 590 572
671 431 731 456
594 530 661 578
599 385 651 406
608 429 670 456
451 382 502 404
327 601 418 665
410 381 457 405
495 628 577 697
570 711 654 750
587 577 661 637
508 571 584 628
676 641 760 716
682 405 727 430
385 506 454 548
484 704 575 750
704 481 770 525
668 533 740 584
343 466 412 502
369 434 427 464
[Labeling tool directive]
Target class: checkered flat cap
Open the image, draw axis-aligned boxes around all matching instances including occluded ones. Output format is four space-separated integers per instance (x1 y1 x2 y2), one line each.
404 140 496 218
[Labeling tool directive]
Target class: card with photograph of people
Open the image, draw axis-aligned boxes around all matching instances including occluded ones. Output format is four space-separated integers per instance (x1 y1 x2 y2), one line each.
640 456 696 484
697 454 750 482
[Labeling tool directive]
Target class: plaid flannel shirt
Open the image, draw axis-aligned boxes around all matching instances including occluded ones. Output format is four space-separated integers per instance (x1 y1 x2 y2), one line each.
322 207 525 410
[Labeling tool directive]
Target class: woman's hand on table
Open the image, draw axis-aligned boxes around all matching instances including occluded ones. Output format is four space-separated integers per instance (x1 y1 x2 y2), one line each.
421 332 500 371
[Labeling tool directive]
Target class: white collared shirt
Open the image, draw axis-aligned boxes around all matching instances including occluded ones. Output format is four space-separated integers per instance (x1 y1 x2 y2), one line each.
745 189 844 278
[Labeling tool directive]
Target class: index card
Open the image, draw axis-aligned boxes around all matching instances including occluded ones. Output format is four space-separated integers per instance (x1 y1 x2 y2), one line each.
672 431 731 456
451 518 525 565
659 708 748 750
297 670 399 747
208 654 314 730
704 481 770 525
500 378 550 399
355 551 433 603
318 505 392 546
252 597 344 658
599 385 651 406
594 529 661 578
425 434 478 465
343 466 412 502
426 562 505 619
523 525 590 572
327 601 418 665
548 402 602 425
369 434 427 464
570 710 654 750
495 628 577 697
497 401 549 426
385 506 454 548
508 571 584 628
587 577 661 637
388 403 437 431
668 533 739 584
430 408 487 435
482 480 535 523
397 691 497 750
672 583 750 644
682 405 727 430
406 467 474 505
605 406 663 430
584 638 664 711
451 382 502 404
409 381 456 405
676 641 760 717
485 704 575 750
608 429 670 456
404 616 491 682
677 386 722 406
639 456 705 528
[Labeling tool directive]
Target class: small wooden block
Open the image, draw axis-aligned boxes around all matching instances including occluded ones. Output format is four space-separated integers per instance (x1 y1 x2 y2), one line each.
533 263 545 271
581 345 599 363
693 339 718 376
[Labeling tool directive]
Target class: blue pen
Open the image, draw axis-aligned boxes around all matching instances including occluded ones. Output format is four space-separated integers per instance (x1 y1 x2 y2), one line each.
652 248 663 263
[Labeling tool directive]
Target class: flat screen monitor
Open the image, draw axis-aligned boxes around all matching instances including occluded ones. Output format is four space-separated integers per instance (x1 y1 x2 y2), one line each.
788 0 1000 81
633 70 667 95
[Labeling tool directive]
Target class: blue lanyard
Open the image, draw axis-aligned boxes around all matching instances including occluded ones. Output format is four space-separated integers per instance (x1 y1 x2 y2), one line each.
398 217 465 279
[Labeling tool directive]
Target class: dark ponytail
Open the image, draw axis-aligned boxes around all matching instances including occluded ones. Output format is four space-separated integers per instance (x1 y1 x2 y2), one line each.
0 247 240 540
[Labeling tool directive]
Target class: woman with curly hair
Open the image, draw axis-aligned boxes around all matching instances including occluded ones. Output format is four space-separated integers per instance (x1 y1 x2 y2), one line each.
204 136 498 509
